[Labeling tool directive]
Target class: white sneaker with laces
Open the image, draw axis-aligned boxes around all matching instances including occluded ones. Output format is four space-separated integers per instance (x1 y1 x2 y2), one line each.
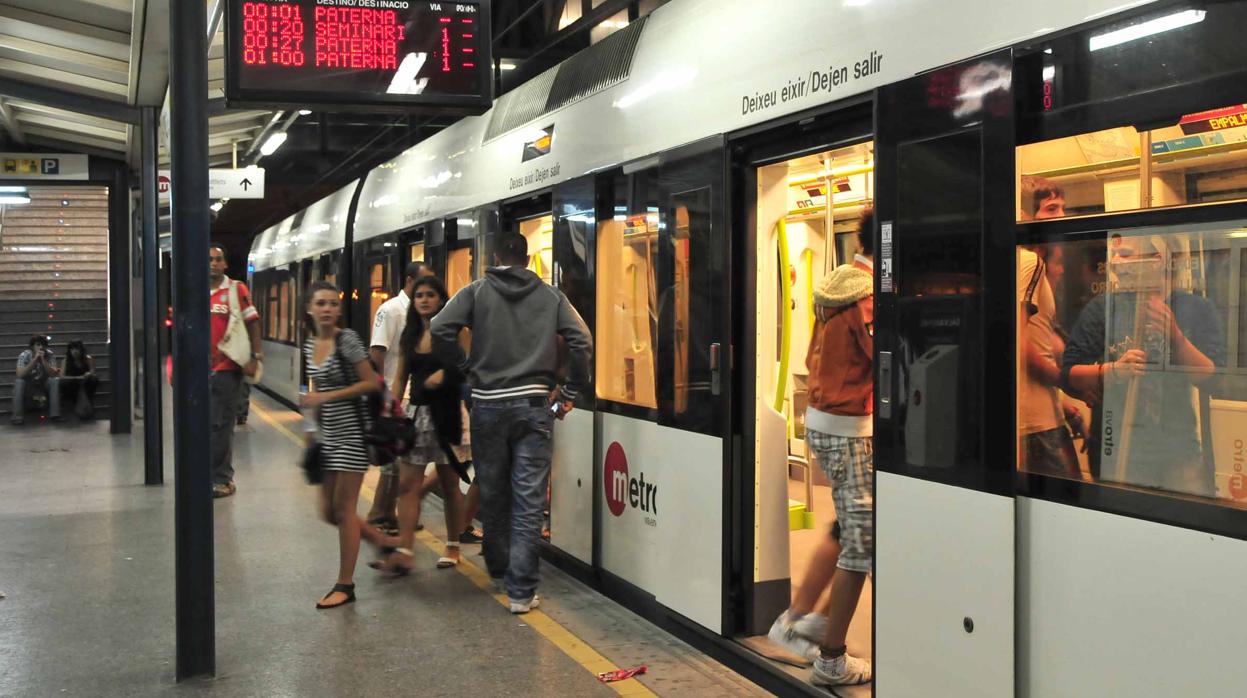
767 611 820 662
510 594 540 614
810 652 872 686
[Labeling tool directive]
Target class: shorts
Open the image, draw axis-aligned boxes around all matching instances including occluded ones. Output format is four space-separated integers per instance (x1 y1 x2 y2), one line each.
398 404 471 470
807 429 873 573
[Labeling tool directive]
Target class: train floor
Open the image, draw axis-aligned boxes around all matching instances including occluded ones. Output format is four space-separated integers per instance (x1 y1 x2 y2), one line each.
0 389 766 697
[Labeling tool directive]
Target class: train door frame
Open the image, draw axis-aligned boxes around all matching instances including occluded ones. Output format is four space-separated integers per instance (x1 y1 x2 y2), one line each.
726 96 876 640
351 236 400 339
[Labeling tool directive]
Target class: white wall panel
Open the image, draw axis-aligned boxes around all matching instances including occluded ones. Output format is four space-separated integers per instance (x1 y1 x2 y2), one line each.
1019 497 1247 698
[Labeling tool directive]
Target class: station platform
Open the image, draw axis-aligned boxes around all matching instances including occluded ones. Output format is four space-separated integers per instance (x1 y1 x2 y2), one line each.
0 390 768 697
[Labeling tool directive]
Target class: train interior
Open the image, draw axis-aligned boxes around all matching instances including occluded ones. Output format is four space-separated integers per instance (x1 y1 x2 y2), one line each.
745 141 875 684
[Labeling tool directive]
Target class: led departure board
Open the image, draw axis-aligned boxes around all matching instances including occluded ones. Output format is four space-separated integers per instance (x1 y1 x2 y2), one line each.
225 0 492 114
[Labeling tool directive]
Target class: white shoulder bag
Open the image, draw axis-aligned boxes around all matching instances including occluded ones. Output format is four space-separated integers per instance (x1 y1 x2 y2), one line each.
218 280 262 383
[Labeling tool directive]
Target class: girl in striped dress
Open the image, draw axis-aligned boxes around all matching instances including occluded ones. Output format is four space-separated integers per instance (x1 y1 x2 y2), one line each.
301 280 385 609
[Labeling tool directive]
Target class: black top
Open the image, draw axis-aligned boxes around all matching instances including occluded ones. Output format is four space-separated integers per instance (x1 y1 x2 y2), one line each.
406 345 465 448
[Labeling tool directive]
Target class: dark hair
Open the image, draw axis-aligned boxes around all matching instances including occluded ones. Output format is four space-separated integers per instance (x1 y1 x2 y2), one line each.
1021 176 1065 217
304 280 342 332
28 334 49 349
857 208 875 257
495 232 528 266
209 242 227 260
64 340 90 374
404 261 433 283
399 275 449 359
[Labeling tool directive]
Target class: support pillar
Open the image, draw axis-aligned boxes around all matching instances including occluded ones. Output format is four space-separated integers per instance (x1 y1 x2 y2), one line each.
141 106 163 485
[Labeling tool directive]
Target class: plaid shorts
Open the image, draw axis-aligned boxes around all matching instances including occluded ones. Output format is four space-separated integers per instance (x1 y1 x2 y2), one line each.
806 429 874 573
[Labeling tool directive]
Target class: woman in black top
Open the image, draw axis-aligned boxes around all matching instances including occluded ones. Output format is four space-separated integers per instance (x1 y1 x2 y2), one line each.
382 275 469 574
59 340 97 419
301 281 386 609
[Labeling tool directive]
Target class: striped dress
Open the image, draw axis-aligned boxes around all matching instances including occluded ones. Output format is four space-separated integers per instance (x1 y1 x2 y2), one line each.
304 328 371 473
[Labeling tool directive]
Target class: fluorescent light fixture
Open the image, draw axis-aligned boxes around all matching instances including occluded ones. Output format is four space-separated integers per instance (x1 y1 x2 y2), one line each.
0 195 31 204
210 201 224 212
0 185 27 193
298 109 312 115
498 62 516 71
1089 9 1205 51
259 131 288 156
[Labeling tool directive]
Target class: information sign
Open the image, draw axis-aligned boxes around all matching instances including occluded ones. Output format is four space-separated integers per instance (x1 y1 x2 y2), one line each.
225 0 492 114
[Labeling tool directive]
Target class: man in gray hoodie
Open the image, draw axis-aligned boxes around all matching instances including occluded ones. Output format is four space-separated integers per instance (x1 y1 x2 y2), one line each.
431 232 592 613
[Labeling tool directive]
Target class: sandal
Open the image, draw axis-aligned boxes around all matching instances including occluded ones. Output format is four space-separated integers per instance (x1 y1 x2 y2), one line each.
367 544 397 570
436 541 461 569
316 583 356 609
377 548 415 577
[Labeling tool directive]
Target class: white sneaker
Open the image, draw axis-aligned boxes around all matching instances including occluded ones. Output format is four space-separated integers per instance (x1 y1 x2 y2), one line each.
767 611 820 662
510 594 540 614
811 652 872 686
791 612 829 643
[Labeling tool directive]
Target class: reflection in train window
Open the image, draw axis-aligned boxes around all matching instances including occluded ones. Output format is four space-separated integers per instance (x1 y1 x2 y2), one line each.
1017 102 1247 221
596 210 658 408
520 214 554 284
1017 222 1247 508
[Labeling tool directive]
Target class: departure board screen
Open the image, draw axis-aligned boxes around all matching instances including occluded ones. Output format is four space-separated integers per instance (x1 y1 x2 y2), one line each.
225 0 492 114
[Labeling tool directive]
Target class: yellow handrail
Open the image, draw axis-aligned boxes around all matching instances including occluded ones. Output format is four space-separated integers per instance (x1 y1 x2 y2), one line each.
774 218 792 413
801 248 815 336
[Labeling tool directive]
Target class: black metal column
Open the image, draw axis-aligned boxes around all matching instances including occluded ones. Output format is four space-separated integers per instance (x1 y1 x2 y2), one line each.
107 162 133 433
141 106 163 485
169 0 215 680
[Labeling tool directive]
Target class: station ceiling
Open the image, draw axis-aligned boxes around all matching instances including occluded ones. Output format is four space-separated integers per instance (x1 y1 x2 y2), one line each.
0 0 658 258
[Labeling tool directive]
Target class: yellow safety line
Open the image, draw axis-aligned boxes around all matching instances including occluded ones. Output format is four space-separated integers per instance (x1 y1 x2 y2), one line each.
247 398 656 697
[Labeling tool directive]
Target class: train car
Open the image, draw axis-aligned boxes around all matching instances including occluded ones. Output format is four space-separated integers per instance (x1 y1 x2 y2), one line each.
248 180 358 404
251 0 1247 694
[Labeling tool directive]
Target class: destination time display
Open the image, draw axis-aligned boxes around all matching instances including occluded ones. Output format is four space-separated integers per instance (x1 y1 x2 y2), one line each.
226 0 491 113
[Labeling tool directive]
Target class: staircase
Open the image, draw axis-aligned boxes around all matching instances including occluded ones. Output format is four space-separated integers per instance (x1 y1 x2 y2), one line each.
0 187 111 420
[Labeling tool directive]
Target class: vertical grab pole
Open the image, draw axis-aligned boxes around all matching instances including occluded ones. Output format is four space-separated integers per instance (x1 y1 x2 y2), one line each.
773 218 793 414
169 0 215 680
141 106 163 485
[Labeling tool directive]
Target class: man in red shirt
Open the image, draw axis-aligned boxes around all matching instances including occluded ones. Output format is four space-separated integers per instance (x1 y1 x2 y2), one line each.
209 243 262 498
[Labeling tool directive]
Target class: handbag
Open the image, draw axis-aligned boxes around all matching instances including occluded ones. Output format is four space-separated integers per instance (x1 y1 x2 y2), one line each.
218 280 262 384
336 332 415 464
301 441 324 484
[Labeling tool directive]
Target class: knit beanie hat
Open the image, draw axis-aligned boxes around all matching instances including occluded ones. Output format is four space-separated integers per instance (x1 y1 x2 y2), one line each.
814 265 872 307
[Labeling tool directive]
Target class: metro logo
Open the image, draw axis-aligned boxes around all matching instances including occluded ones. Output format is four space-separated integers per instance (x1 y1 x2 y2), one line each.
603 441 658 518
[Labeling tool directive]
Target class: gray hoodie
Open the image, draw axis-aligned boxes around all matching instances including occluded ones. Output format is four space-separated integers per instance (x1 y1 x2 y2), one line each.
430 266 592 403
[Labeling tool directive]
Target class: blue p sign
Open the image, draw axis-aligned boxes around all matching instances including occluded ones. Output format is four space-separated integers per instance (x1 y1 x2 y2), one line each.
41 158 59 175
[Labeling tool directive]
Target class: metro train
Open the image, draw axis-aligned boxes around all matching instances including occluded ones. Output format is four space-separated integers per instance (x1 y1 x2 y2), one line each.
248 0 1247 694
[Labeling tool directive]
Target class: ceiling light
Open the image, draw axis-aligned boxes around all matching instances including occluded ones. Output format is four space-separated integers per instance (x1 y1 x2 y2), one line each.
259 131 288 156
498 62 516 71
298 109 312 115
210 201 224 212
1042 65 1056 81
0 195 31 205
0 185 27 193
1089 9 1205 51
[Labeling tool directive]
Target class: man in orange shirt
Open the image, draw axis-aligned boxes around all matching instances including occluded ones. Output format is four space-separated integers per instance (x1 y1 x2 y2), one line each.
209 243 262 498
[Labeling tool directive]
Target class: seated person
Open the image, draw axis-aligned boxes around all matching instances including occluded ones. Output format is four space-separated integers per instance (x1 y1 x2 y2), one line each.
12 335 61 425
59 340 98 420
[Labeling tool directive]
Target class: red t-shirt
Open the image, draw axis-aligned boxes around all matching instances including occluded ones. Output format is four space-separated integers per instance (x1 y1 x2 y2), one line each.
210 277 260 372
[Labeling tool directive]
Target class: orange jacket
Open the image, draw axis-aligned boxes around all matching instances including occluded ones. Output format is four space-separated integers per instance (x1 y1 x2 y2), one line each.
806 302 873 418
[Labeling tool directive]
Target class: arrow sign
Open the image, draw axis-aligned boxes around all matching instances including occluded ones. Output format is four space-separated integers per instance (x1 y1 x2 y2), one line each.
157 167 265 200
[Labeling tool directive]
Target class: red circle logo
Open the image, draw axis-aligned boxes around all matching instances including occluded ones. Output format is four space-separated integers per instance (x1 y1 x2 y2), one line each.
604 442 629 517
1229 473 1247 500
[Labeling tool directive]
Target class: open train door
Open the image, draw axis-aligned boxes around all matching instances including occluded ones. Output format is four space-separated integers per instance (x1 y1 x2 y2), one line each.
873 50 1017 695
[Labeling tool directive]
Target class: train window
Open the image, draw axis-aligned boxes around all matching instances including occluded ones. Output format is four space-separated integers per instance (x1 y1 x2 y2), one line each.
409 243 425 263
596 209 659 408
265 275 280 340
367 262 389 331
279 277 294 342
446 248 472 295
520 214 554 284
1018 104 1247 221
1017 222 1247 508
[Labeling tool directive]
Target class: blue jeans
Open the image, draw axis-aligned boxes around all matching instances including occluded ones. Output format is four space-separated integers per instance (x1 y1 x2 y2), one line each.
470 398 554 601
11 376 61 421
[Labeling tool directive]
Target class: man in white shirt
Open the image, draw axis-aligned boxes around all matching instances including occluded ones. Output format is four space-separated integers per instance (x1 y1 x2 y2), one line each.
365 261 433 530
